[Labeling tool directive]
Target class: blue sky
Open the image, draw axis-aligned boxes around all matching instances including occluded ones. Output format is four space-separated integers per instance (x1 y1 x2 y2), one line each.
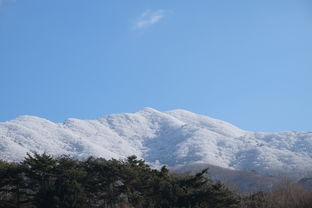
0 0 312 132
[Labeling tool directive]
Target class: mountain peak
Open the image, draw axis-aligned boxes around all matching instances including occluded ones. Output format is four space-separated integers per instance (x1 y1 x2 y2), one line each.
11 115 55 126
12 115 45 121
138 107 160 113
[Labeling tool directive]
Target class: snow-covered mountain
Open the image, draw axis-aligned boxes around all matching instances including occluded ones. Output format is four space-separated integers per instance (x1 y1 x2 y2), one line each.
1 107 312 177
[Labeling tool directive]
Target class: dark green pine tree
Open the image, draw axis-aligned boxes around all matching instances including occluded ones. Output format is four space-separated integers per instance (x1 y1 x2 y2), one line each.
121 155 152 208
204 182 240 208
22 153 58 207
165 168 240 208
101 159 126 207
50 156 88 208
142 166 172 208
83 157 125 207
0 160 28 208
81 157 103 207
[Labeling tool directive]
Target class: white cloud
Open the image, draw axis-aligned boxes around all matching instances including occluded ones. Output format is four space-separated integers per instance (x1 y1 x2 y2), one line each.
134 9 166 29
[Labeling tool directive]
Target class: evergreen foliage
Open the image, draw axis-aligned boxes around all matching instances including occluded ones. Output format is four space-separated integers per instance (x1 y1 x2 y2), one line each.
0 154 240 208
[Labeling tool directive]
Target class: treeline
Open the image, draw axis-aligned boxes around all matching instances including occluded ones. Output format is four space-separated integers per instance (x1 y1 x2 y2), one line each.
0 153 239 208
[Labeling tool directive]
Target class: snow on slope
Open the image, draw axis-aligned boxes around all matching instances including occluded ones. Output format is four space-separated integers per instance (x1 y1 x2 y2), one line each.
1 107 312 177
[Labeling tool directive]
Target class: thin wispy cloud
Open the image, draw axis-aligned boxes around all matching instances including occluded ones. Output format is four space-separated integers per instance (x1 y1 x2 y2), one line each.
134 9 166 30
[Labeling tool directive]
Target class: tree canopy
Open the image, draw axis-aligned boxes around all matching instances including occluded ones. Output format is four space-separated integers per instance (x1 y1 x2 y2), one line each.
0 154 239 208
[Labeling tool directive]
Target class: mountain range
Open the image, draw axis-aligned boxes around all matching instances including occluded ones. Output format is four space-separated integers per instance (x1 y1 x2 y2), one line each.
1 107 312 179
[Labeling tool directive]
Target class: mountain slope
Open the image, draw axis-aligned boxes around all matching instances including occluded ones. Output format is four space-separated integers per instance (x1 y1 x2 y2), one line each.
1 107 312 177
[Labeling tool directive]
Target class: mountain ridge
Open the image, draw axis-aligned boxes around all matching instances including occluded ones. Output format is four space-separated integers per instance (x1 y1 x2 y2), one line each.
1 108 311 177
